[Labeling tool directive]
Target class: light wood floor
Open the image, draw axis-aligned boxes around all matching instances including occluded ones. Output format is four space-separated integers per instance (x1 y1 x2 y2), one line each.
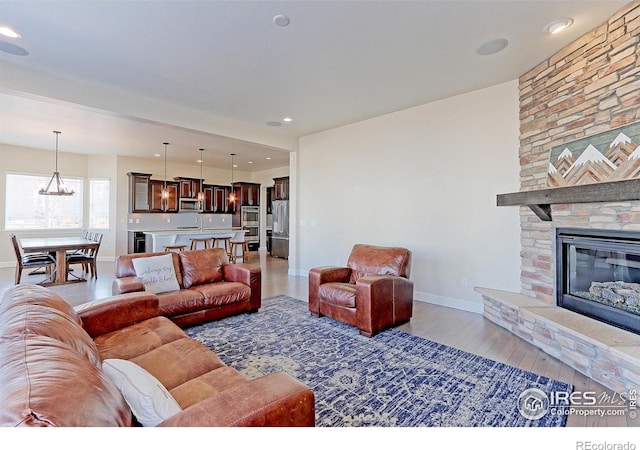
1 252 637 428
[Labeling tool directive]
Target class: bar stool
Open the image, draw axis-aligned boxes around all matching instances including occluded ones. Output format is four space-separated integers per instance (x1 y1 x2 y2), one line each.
190 238 212 250
212 237 231 256
164 245 186 253
229 240 250 263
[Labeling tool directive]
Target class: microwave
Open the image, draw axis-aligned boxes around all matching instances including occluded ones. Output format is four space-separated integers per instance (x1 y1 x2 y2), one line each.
242 206 259 223
179 198 203 212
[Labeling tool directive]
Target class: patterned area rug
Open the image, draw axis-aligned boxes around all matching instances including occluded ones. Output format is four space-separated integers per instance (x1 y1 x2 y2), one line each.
186 295 571 427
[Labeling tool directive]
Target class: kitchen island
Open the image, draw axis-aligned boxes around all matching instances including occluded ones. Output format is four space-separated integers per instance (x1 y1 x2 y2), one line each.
142 228 245 252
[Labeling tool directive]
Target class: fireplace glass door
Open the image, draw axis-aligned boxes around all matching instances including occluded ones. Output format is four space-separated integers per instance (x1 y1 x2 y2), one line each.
557 228 640 334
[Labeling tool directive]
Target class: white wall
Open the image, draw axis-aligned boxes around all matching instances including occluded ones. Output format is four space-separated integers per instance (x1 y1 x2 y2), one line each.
0 144 119 265
296 80 521 312
87 154 118 264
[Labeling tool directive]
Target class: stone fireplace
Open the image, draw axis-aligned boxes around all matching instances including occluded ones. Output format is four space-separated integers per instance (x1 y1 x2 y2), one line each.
478 2 640 394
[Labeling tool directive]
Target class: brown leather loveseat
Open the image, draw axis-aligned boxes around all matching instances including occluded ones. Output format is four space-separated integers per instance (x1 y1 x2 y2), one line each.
113 248 260 327
308 244 414 337
0 284 315 427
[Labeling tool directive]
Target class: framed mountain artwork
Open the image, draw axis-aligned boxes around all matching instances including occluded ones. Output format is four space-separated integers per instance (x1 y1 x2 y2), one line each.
547 122 640 187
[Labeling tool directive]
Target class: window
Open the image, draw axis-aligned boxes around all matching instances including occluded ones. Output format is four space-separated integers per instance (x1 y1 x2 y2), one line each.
89 178 110 229
5 172 83 230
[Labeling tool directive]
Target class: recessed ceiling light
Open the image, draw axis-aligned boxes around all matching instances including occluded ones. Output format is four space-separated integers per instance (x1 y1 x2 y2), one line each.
266 157 272 160
153 153 161 157
544 18 574 34
0 26 21 39
476 38 509 56
283 117 292 122
248 161 254 164
0 41 28 56
196 159 203 163
266 121 282 127
273 14 290 27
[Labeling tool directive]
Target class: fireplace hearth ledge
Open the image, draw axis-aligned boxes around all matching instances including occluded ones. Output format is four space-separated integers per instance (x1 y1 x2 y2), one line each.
475 287 640 395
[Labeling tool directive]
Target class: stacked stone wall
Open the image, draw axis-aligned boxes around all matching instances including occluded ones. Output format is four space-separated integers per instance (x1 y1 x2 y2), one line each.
519 2 640 302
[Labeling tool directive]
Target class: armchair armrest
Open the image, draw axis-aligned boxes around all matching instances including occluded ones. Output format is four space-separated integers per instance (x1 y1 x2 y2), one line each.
224 264 262 310
355 275 414 337
75 292 160 338
308 266 352 314
112 276 145 295
158 372 315 427
309 266 352 284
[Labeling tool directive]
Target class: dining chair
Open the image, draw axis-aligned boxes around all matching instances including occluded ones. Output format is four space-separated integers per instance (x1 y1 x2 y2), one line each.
9 234 57 285
66 232 102 280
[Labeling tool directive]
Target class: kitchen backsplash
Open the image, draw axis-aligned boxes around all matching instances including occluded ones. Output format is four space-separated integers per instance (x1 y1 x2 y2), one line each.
127 212 232 231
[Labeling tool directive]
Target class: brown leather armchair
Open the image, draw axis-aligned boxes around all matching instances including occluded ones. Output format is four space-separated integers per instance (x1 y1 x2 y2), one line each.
308 244 414 337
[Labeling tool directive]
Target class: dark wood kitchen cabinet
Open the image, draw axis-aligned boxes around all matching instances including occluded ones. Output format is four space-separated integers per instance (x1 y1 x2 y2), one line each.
266 186 274 214
273 176 289 200
128 172 151 213
232 182 261 206
202 185 214 213
174 177 202 199
128 173 237 214
150 180 178 212
190 183 234 214
128 172 178 213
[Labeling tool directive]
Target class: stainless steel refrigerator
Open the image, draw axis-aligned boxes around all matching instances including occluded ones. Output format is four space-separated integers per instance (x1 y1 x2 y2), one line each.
271 200 289 259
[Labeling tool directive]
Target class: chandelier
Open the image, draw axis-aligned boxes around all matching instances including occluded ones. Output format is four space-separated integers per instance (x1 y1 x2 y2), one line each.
39 130 74 196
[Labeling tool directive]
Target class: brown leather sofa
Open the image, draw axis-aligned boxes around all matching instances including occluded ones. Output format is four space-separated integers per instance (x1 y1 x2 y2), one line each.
113 248 260 327
0 284 315 427
308 244 414 337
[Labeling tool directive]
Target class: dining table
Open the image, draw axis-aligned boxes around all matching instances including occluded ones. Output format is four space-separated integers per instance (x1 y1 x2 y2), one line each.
20 236 100 285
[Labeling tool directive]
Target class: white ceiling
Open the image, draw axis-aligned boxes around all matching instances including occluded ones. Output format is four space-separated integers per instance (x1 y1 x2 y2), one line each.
0 0 631 171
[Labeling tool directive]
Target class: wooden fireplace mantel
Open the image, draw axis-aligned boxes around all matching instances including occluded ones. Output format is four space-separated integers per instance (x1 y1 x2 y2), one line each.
497 178 640 221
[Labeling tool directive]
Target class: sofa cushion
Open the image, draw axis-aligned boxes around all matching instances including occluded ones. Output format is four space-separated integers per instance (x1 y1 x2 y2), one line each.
318 282 357 308
115 252 183 288
132 254 181 294
191 282 251 307
0 303 101 367
129 337 226 391
347 244 412 284
180 248 227 288
0 335 131 427
102 358 182 427
169 366 248 409
157 289 205 317
93 316 188 361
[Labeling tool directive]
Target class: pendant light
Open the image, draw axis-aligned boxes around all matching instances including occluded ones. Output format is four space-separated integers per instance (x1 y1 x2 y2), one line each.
39 130 74 196
161 142 169 211
197 148 205 205
229 153 236 204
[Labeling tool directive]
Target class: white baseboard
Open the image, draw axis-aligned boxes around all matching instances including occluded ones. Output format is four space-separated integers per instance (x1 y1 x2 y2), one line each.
97 256 115 263
414 291 484 315
290 269 482 315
